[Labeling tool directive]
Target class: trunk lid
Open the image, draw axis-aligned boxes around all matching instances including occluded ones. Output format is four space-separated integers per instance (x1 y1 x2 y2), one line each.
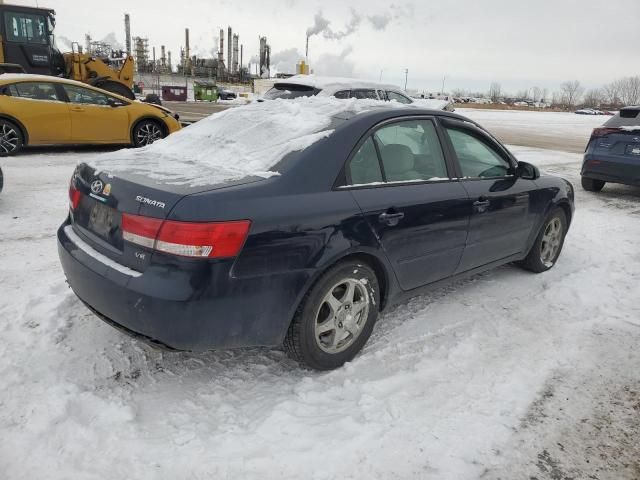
69 162 257 272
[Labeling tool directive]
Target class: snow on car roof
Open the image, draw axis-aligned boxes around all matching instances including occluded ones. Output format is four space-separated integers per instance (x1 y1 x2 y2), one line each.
89 96 407 187
277 74 401 94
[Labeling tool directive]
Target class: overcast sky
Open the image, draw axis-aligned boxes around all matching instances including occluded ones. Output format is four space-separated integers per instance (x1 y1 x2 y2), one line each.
12 0 640 94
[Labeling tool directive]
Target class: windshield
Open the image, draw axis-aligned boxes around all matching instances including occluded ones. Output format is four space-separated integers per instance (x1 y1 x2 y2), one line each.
263 84 319 100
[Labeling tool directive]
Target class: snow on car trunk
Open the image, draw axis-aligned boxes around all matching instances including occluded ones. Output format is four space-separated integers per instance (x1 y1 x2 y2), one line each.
89 97 399 187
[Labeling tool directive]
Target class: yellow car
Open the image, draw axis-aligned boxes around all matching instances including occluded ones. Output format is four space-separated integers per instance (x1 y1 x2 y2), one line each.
0 74 181 156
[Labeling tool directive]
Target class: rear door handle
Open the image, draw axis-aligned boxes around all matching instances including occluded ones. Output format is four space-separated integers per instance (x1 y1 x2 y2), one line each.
473 197 490 213
378 211 405 226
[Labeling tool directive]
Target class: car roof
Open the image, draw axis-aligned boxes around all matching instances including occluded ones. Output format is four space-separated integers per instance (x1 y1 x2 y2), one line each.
0 73 133 101
275 74 401 94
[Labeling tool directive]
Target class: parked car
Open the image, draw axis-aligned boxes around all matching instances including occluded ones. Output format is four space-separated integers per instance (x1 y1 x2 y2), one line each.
261 75 455 111
0 74 181 156
58 98 574 370
217 87 237 100
581 105 640 191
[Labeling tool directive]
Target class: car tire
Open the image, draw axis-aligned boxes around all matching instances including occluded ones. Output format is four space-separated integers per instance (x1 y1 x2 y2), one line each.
132 119 165 147
517 208 568 273
581 176 605 192
284 260 380 370
0 119 24 157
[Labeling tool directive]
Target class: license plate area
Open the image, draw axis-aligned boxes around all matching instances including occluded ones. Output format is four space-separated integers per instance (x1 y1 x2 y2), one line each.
625 144 640 156
89 202 117 240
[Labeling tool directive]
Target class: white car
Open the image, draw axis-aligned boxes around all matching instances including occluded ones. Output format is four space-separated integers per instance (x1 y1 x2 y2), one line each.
261 75 455 112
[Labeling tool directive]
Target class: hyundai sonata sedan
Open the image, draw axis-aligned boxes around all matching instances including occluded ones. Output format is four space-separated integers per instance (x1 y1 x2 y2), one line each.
58 98 574 370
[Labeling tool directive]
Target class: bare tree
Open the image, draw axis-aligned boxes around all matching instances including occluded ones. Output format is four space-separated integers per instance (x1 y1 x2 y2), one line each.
618 76 640 106
583 88 604 108
488 82 501 103
560 80 584 109
541 88 549 103
451 88 467 98
532 86 542 102
602 81 622 107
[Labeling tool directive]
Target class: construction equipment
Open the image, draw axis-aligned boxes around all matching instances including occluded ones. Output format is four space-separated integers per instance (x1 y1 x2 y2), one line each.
0 4 135 99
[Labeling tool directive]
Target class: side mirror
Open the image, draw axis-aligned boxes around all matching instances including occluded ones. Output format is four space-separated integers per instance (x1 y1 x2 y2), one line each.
107 98 121 108
516 161 540 180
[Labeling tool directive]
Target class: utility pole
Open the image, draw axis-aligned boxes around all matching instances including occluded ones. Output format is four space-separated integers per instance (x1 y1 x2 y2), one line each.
441 76 446 95
404 68 408 90
379 69 384 81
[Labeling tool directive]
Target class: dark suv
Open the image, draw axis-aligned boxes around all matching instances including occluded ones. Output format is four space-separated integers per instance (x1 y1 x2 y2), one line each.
581 106 640 191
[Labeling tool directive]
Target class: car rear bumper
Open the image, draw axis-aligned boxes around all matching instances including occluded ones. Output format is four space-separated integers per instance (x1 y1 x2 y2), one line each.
581 155 640 186
57 221 309 351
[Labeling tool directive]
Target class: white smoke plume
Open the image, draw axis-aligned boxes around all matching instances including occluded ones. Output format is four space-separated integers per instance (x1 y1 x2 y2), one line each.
306 7 403 40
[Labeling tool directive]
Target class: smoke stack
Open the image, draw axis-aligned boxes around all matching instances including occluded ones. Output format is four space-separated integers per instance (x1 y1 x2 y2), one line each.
227 26 232 76
85 34 91 54
124 14 131 55
161 45 166 67
167 51 172 71
185 28 191 72
240 44 243 78
305 35 309 62
232 33 239 74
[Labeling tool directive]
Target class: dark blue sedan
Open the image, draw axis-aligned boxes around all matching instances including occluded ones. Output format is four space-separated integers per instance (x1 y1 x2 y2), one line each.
58 101 574 370
582 105 640 191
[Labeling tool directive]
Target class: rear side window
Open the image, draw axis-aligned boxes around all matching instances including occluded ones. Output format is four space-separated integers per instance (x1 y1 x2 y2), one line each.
348 138 383 185
446 128 511 178
604 108 640 127
263 84 318 100
9 82 59 101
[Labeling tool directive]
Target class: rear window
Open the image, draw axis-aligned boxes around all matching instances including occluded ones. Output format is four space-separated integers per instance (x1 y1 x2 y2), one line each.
263 84 319 100
605 107 640 127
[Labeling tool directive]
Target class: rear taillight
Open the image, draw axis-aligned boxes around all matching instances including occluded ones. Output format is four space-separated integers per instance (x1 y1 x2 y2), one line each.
121 213 250 259
591 127 621 138
69 180 82 210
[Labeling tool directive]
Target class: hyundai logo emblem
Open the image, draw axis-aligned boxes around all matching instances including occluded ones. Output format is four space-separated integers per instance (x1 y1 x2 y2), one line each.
91 180 104 194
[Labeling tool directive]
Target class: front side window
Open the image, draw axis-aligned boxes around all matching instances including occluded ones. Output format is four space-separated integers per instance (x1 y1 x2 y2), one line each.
333 90 350 99
351 89 379 100
263 84 317 100
4 11 48 44
63 85 111 106
446 128 511 178
386 91 413 104
346 119 449 185
9 82 59 101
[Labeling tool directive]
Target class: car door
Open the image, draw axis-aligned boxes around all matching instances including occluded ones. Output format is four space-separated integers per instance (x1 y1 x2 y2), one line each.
344 118 470 291
441 120 538 272
60 84 130 143
0 81 71 144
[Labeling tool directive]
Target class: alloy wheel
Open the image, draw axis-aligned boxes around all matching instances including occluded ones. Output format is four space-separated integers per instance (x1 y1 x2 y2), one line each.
0 123 19 154
540 217 563 267
136 123 163 146
314 278 370 354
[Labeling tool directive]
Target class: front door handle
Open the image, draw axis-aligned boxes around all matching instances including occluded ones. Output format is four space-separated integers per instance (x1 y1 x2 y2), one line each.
378 211 405 226
71 106 85 112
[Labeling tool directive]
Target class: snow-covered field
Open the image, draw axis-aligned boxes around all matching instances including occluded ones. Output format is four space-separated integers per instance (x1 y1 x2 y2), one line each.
1 139 639 478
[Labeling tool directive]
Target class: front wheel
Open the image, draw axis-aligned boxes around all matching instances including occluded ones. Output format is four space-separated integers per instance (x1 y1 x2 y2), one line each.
581 176 605 192
132 120 165 147
517 208 567 273
0 119 23 156
284 260 380 370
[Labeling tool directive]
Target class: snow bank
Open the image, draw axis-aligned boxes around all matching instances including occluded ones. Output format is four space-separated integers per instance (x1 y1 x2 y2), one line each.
90 97 400 187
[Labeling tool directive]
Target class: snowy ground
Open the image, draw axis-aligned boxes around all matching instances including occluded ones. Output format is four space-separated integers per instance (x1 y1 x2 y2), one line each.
1 141 639 479
458 109 606 153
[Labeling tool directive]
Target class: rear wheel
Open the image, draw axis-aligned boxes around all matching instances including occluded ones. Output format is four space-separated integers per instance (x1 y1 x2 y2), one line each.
581 176 605 192
284 260 380 370
97 80 135 100
132 120 165 147
517 208 567 273
0 119 23 156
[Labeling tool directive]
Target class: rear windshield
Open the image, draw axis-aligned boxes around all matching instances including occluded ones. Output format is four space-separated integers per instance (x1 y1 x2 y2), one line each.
604 107 640 127
263 84 320 100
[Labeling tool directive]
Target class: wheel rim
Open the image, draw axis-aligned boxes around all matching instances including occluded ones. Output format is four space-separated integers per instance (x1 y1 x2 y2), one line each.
0 123 19 153
540 217 563 267
136 123 163 146
314 278 370 354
